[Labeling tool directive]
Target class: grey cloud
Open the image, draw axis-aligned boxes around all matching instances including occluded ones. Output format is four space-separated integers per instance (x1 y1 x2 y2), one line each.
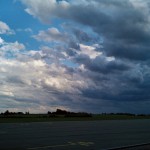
22 0 150 60
79 62 150 105
72 1 148 61
75 54 130 74
73 28 93 43
66 1 150 60
33 27 68 43
6 76 26 85
104 41 150 61
87 56 130 74
74 54 90 65
68 40 80 50
66 48 77 56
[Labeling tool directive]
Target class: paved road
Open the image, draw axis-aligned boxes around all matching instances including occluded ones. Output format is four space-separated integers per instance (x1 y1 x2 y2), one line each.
0 120 150 150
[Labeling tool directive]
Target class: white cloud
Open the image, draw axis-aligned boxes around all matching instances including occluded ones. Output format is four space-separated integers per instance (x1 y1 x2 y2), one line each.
79 44 102 59
0 21 10 34
58 0 70 9
0 56 88 112
21 0 70 23
0 41 25 57
1 41 25 51
0 37 4 44
0 21 14 34
24 28 32 32
33 27 68 43
17 28 33 33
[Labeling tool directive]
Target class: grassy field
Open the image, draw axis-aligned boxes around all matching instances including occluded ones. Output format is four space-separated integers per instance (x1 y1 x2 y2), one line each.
0 114 150 123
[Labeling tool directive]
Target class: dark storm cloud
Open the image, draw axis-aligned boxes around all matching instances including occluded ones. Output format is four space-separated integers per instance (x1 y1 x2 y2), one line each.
64 0 150 60
79 63 150 104
22 0 150 60
103 41 150 60
87 56 130 74
81 83 150 102
74 54 130 74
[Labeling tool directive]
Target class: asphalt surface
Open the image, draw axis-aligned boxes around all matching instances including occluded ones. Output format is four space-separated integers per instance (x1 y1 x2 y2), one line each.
0 120 150 150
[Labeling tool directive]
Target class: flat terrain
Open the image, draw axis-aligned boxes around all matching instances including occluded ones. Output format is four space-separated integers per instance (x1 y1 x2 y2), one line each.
0 120 150 150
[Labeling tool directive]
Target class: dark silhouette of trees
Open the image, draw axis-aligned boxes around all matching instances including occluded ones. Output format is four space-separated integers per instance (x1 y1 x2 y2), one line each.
47 109 92 117
55 109 68 115
4 110 10 115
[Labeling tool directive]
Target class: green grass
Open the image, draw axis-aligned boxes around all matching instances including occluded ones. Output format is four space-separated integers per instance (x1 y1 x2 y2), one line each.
93 114 150 120
0 117 93 123
0 114 150 123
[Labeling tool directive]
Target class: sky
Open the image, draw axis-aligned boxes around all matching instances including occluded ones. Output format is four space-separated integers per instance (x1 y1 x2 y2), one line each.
0 0 150 114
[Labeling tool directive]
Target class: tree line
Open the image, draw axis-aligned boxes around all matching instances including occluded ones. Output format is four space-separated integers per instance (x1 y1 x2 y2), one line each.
0 109 149 118
0 109 92 118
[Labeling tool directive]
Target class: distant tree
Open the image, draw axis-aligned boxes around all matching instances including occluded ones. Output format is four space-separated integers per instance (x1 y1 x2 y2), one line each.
47 111 51 114
55 109 68 115
17 112 24 115
4 110 10 115
25 111 30 115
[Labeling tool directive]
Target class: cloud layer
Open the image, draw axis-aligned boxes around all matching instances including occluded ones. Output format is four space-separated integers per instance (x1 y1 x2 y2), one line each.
1 0 150 113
